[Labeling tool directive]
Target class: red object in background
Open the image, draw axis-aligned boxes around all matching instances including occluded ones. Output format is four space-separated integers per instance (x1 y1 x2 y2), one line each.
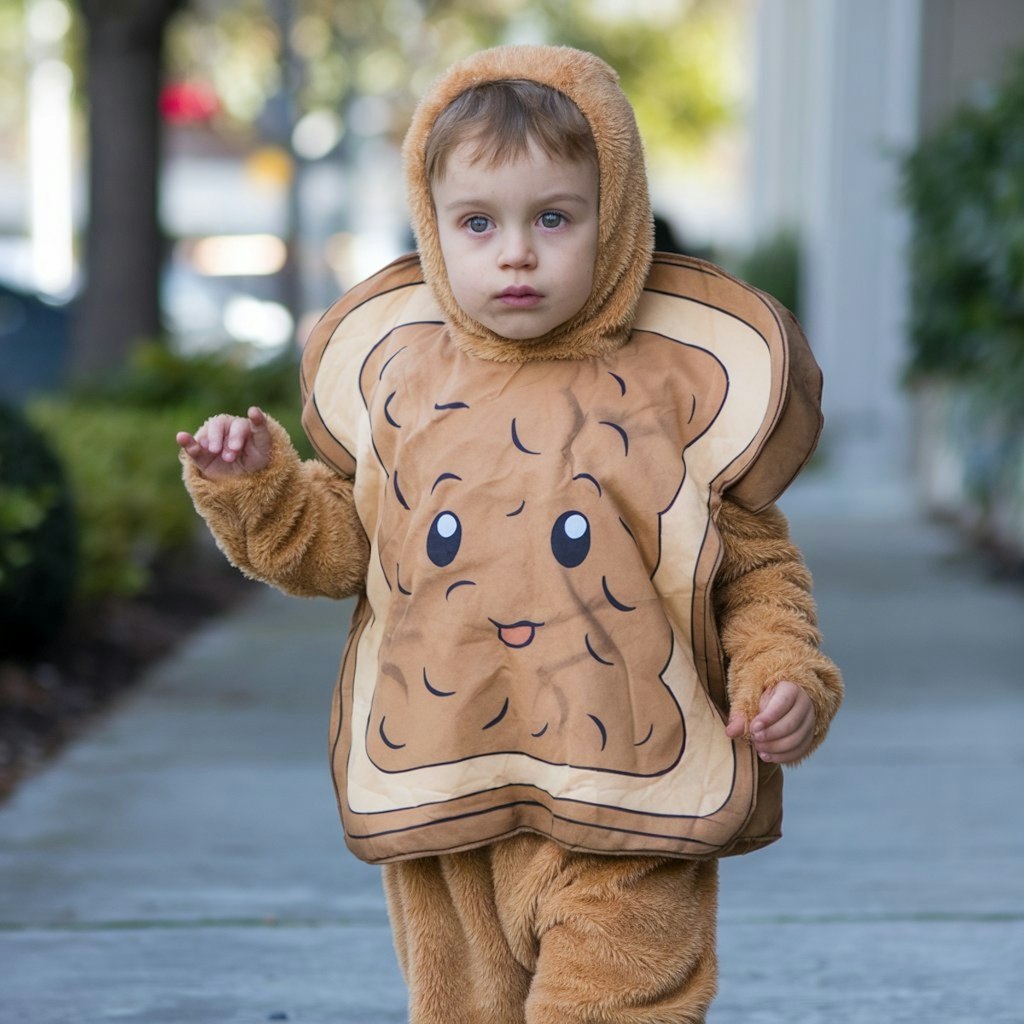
160 81 220 123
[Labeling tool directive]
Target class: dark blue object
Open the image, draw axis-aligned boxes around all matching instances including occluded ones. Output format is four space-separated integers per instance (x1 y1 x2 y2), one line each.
0 281 70 402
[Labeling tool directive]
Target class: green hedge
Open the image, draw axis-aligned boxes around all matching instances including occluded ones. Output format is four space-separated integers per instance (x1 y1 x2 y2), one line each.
0 402 77 660
83 341 305 415
26 343 309 602
28 399 203 599
901 51 1024 419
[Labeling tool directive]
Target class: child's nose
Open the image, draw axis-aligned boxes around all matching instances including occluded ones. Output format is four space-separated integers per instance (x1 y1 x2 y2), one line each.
498 229 537 269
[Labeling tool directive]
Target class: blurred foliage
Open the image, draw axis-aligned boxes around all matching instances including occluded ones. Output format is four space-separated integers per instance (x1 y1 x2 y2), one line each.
8 0 742 156
0 1 26 162
168 0 514 144
77 340 306 429
901 50 1024 421
26 342 307 601
28 398 199 599
725 227 801 321
0 402 77 661
166 0 744 159
535 0 746 155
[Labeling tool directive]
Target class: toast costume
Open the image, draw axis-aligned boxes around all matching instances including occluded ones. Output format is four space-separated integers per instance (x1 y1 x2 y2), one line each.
184 45 841 1023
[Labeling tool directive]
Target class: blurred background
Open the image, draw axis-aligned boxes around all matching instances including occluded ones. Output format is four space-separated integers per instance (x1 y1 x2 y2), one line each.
1 0 1024 786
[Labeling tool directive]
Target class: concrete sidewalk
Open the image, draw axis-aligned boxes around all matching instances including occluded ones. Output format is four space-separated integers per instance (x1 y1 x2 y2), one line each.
1 481 1022 1023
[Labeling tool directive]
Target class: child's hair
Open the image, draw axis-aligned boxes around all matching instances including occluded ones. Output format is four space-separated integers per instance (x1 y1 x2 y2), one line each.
424 79 598 182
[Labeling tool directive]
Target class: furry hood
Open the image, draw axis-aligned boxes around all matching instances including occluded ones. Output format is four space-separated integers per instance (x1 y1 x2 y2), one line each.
402 44 653 362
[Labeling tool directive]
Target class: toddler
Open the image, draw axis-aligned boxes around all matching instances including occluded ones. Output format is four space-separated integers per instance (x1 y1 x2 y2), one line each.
179 44 842 1024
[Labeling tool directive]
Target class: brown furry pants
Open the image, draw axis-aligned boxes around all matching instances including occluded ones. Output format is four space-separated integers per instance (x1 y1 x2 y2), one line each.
382 834 718 1024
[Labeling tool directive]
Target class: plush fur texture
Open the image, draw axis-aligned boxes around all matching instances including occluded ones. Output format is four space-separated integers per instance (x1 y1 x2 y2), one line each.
384 834 719 1024
402 44 654 363
714 500 843 761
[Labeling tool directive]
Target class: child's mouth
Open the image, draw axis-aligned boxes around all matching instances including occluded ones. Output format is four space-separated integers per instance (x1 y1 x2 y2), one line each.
499 286 542 308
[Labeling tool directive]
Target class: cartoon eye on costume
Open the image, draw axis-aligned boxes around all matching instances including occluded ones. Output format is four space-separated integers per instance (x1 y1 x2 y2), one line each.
551 511 590 568
427 511 461 567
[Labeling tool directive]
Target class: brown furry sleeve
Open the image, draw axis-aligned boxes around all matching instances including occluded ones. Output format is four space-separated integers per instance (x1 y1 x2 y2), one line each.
714 498 843 759
181 415 369 600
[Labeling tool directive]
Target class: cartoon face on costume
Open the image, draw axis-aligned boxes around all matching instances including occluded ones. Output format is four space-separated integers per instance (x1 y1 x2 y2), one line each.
359 328 728 777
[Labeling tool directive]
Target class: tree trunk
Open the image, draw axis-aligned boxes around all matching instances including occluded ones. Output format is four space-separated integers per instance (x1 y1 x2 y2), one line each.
72 0 184 381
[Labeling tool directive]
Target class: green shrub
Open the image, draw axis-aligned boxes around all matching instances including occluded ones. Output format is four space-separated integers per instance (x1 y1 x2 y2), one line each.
0 402 77 660
27 400 201 599
26 341 310 601
69 341 309 447
901 51 1024 419
82 342 300 414
723 227 802 321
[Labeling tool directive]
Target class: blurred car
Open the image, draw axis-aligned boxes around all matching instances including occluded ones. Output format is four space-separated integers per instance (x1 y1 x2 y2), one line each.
0 280 70 402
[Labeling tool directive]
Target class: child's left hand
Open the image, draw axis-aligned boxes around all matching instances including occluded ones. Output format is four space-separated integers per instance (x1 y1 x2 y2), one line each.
725 680 817 764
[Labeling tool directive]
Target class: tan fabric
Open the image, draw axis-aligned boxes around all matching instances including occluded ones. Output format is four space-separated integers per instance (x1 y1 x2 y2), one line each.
296 251 839 863
402 44 653 363
183 44 840 868
384 833 718 1024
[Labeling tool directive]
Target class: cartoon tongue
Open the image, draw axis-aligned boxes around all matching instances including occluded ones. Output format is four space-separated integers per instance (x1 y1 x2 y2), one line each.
499 623 536 648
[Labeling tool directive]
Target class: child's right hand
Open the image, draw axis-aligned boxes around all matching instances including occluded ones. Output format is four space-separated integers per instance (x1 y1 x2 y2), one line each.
176 406 273 479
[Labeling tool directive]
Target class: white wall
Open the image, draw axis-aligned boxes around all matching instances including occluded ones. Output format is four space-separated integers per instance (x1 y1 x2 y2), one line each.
753 0 1024 511
752 0 922 506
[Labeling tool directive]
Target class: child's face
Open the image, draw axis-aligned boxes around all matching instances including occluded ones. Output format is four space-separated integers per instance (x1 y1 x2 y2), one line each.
432 139 599 340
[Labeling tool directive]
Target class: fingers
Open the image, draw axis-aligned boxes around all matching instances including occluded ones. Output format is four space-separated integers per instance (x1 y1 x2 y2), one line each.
200 414 229 456
245 407 273 457
749 681 817 764
753 681 800 731
200 414 253 462
176 429 217 470
176 411 269 473
724 709 749 740
221 415 255 463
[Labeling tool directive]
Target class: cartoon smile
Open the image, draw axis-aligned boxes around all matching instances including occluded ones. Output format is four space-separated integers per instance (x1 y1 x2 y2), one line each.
489 618 544 648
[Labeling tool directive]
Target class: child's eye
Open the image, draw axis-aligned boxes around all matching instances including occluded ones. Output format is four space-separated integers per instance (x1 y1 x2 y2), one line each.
466 216 491 234
539 212 566 229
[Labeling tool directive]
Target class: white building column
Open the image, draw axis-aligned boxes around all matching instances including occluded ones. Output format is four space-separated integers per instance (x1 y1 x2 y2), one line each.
26 0 76 296
752 0 923 506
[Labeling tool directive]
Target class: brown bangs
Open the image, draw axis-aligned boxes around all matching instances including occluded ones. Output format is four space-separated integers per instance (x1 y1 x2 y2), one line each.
425 80 597 182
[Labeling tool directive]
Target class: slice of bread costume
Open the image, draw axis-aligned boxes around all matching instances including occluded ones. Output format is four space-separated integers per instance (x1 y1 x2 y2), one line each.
183 46 841 867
